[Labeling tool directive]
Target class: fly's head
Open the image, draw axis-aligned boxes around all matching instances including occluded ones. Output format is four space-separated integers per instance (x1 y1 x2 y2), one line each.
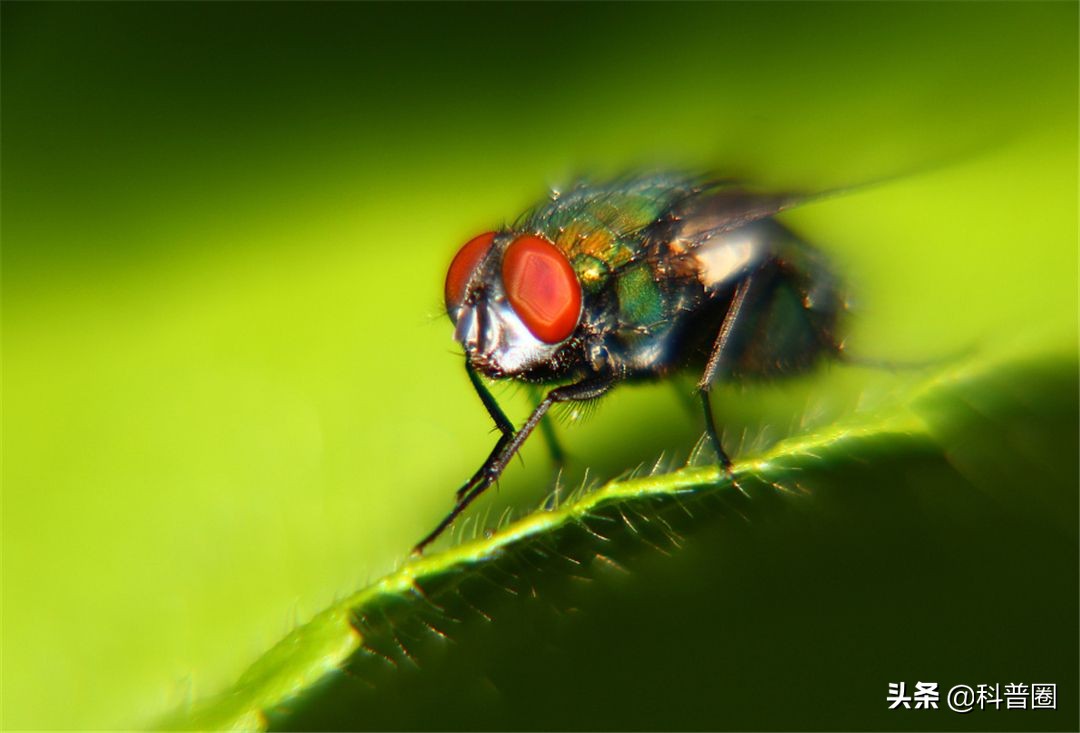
444 231 584 378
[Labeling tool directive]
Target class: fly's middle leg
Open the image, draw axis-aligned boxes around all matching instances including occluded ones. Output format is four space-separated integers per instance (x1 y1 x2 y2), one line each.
527 385 566 469
528 385 569 510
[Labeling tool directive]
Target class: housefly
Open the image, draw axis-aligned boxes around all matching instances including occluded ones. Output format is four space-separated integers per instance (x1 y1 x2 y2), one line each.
415 172 848 552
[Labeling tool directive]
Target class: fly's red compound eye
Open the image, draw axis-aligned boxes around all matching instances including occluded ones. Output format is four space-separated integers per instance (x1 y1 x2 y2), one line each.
445 232 496 315
501 234 582 344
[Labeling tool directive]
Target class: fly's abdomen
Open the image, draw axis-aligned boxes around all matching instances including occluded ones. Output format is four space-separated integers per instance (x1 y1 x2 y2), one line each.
698 222 844 378
617 218 844 380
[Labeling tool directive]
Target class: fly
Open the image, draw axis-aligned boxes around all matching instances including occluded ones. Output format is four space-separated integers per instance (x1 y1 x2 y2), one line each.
415 172 848 553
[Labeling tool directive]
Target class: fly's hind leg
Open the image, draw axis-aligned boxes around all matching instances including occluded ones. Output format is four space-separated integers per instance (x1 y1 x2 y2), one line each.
697 269 780 470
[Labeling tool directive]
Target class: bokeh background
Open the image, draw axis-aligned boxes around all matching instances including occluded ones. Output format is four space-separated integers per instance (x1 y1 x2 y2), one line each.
2 2 1076 730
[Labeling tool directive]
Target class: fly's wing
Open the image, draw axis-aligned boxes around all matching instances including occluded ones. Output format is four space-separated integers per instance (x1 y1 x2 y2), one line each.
645 170 911 257
608 186 813 302
653 187 808 253
607 159 950 264
664 154 958 247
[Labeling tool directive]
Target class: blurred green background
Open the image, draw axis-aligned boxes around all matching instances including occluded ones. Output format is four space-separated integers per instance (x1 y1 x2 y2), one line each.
2 2 1076 729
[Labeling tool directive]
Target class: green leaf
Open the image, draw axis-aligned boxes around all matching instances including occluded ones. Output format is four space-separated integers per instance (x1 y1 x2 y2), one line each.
161 349 1079 731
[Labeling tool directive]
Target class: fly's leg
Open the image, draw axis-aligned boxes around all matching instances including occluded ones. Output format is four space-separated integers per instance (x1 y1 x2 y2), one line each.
454 362 515 502
697 277 753 470
528 385 568 510
697 391 732 470
414 376 614 554
527 385 566 468
697 269 779 469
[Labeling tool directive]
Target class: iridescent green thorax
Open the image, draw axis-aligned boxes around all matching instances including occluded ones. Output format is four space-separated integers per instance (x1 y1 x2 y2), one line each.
616 262 664 326
517 174 700 291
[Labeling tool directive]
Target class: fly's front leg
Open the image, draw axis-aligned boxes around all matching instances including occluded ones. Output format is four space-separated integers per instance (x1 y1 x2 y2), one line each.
454 362 515 502
414 376 614 554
